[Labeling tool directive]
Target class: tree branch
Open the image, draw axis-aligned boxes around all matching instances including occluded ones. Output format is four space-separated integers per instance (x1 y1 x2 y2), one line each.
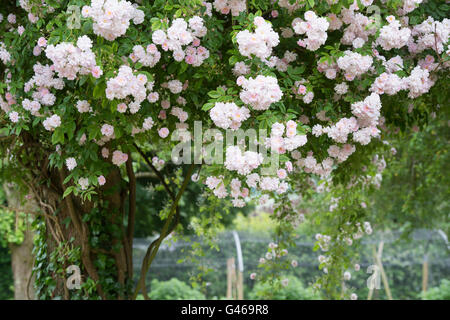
132 163 195 299
133 143 175 201
125 153 136 280
135 172 158 179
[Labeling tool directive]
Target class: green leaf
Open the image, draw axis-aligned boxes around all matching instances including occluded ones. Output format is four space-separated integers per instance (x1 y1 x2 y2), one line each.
208 91 220 99
217 87 226 95
63 186 74 199
63 174 73 185
52 128 65 145
202 102 215 111
93 81 106 99
66 121 76 140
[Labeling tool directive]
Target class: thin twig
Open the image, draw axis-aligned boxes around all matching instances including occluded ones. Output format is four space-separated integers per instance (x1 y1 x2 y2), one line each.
133 143 176 201
125 153 136 280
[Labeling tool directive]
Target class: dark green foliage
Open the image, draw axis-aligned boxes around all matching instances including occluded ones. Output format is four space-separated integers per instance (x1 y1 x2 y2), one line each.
249 275 320 300
421 279 450 300
0 245 13 300
137 278 205 300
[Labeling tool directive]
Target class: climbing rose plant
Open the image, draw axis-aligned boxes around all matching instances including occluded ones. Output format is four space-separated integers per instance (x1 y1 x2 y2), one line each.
0 0 448 299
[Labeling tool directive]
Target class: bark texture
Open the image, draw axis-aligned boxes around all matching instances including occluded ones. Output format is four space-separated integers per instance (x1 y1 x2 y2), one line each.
34 165 132 299
9 227 35 300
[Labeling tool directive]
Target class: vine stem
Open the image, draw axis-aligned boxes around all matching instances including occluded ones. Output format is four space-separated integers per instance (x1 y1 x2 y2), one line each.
58 170 106 299
126 153 136 279
132 163 195 300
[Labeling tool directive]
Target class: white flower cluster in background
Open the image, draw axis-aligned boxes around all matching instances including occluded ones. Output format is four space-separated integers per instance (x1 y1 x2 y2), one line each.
112 150 128 166
339 6 376 48
81 0 144 41
43 114 61 131
236 17 280 60
409 17 450 54
152 17 209 66
224 146 264 175
0 95 11 113
0 42 11 64
45 36 102 81
24 63 64 106
263 50 298 72
170 107 188 123
404 66 435 98
325 117 359 144
267 121 307 154
213 0 246 16
166 79 183 94
337 51 373 81
238 75 283 111
21 99 41 115
230 178 249 208
76 100 92 113
205 176 228 198
370 72 406 96
9 111 20 123
209 102 250 130
293 80 315 104
334 82 348 95
351 93 382 128
293 11 329 51
184 44 210 66
19 0 54 18
105 66 148 113
260 177 287 193
349 93 382 145
383 55 404 73
327 144 356 163
317 60 339 80
316 233 332 252
295 152 334 178
371 62 435 98
129 44 161 67
232 62 250 76
401 0 423 14
353 127 380 145
377 16 411 51
278 0 304 13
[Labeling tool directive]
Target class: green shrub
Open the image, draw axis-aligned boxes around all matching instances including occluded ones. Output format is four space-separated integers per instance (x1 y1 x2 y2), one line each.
0 245 13 300
421 279 450 300
249 276 321 300
140 278 206 300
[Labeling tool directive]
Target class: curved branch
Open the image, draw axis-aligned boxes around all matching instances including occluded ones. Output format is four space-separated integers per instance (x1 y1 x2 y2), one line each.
132 164 195 300
133 143 175 201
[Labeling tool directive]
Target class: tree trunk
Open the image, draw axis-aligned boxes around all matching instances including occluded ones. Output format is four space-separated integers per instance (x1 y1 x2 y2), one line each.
9 226 35 300
33 165 133 299
12 133 136 299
